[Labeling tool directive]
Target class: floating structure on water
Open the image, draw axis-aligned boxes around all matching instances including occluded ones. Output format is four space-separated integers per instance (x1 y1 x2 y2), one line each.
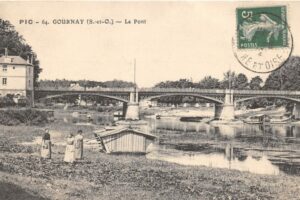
243 114 292 125
94 127 157 154
179 116 214 123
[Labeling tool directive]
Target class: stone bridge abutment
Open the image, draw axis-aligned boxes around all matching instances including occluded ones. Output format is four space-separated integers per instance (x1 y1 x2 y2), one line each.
214 90 235 120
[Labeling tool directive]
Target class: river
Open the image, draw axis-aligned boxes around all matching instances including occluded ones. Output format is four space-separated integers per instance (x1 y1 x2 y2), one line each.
57 111 300 176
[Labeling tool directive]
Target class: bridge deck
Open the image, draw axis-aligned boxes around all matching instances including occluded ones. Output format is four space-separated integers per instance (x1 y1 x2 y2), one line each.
35 87 300 96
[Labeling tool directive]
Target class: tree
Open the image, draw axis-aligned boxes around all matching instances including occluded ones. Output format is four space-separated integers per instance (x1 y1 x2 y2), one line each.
103 79 135 88
249 76 263 90
0 19 42 86
264 56 300 90
263 72 283 90
235 73 249 89
154 81 171 88
176 79 194 88
154 79 194 88
220 70 237 89
196 76 221 89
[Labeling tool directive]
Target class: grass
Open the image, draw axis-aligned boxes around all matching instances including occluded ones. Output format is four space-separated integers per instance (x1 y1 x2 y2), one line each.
0 181 49 200
1 149 300 200
0 121 300 199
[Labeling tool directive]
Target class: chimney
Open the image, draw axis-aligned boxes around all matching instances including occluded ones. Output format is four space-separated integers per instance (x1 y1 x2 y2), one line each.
31 54 33 64
27 55 30 64
5 48 8 57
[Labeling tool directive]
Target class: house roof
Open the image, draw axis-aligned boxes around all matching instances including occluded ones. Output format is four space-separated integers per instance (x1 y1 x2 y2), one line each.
0 56 32 66
95 127 157 139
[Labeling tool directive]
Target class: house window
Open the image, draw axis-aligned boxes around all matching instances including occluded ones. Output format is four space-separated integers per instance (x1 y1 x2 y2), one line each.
2 78 7 85
13 66 15 69
2 65 7 72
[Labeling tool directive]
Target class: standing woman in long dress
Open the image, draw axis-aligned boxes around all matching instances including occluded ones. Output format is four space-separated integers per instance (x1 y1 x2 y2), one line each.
41 128 51 159
74 130 84 160
64 133 75 163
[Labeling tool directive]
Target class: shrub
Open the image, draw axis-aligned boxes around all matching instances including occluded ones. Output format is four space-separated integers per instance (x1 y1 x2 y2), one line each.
0 96 16 107
0 109 49 126
0 95 30 107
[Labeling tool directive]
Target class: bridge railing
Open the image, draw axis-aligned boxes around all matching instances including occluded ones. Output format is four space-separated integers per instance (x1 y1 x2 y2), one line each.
234 89 300 95
35 86 300 95
36 87 135 92
138 87 226 93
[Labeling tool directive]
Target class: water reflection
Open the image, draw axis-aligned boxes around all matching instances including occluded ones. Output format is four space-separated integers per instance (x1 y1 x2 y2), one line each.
146 117 300 143
56 113 300 175
147 147 280 175
60 112 113 126
146 117 300 175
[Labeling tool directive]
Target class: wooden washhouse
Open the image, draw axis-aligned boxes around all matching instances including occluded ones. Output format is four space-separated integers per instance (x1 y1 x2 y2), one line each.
95 127 157 154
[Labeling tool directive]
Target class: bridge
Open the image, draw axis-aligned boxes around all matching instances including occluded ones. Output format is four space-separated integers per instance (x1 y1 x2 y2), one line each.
33 87 300 120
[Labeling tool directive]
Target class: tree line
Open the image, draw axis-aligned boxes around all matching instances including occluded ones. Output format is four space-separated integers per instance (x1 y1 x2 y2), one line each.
22 56 300 91
154 56 300 91
38 79 136 88
154 73 263 90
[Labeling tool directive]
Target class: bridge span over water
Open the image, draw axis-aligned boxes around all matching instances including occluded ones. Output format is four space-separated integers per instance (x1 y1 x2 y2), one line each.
34 87 300 120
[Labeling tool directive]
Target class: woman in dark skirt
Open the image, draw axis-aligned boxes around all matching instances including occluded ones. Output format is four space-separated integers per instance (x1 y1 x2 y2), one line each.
41 128 51 159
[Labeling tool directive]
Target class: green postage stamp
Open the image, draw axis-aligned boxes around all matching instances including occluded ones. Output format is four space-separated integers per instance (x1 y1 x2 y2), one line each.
233 5 292 73
236 6 288 49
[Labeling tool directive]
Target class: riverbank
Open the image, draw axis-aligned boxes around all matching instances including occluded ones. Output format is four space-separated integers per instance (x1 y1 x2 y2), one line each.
141 107 214 118
141 106 288 118
1 123 300 199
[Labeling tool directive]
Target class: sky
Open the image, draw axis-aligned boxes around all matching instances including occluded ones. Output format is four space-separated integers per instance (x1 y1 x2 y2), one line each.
0 1 300 87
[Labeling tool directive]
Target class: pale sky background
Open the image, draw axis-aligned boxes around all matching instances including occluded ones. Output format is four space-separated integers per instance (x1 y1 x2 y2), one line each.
0 1 300 87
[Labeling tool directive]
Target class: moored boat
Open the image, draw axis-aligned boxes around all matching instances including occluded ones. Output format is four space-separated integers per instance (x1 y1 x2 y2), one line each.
269 115 292 124
180 116 203 122
243 114 291 124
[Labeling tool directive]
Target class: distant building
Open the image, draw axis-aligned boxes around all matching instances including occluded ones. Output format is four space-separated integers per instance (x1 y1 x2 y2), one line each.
70 83 83 90
0 55 33 97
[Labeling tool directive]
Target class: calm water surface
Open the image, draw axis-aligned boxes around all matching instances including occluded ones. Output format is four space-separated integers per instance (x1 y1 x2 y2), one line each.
56 112 300 175
146 117 300 175
146 148 280 175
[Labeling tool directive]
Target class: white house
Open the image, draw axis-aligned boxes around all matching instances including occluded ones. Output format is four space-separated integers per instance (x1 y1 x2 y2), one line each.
0 55 34 97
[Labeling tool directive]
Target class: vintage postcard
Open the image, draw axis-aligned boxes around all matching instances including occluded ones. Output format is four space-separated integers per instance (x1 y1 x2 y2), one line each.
0 1 300 200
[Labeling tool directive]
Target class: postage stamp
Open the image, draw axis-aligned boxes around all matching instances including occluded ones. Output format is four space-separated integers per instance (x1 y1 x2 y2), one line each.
233 5 293 73
237 6 288 49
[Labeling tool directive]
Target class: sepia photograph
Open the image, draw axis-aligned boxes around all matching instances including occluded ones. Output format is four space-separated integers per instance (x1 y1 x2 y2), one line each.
0 1 300 200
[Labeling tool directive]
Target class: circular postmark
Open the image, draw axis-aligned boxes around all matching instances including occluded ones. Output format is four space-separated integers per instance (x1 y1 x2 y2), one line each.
233 6 293 73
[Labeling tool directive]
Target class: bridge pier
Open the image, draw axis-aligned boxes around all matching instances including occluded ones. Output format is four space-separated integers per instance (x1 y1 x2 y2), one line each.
125 91 139 120
293 103 300 120
214 89 235 120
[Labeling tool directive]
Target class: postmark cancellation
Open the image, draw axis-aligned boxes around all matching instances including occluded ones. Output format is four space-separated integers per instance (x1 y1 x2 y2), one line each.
233 5 293 73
